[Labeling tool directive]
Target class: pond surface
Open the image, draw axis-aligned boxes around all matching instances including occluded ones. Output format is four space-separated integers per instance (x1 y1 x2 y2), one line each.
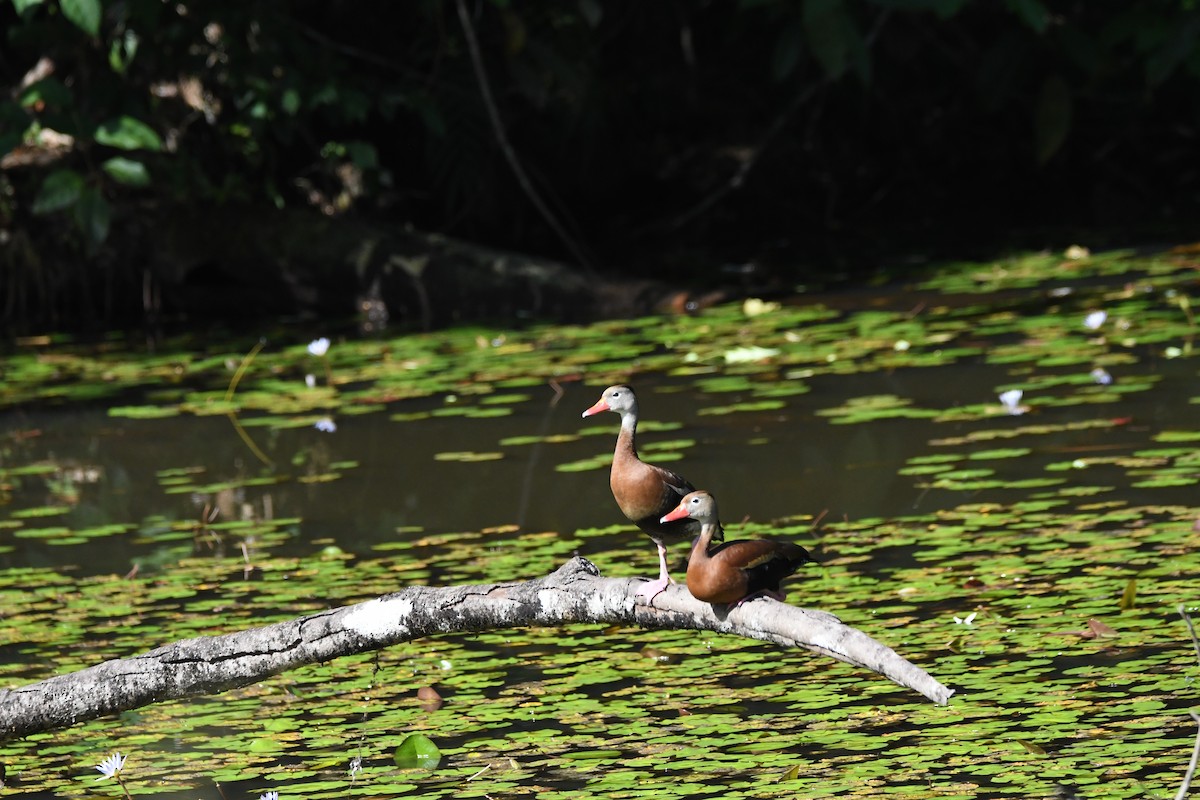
3 363 1050 576
1 247 1199 799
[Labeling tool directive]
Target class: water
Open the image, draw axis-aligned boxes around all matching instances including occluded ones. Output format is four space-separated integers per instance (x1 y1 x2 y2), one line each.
2 350 1192 577
3 260 1199 799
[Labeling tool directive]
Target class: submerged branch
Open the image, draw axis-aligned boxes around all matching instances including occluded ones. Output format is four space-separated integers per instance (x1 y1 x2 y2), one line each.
0 558 953 741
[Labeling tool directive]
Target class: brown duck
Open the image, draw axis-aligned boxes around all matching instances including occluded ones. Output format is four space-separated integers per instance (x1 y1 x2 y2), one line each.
582 384 702 600
661 490 815 606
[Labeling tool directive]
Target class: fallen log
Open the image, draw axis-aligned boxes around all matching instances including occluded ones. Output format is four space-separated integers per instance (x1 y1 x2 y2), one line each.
0 557 953 741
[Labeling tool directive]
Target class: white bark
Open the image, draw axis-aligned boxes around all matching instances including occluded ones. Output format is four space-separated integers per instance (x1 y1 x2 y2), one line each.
0 558 953 741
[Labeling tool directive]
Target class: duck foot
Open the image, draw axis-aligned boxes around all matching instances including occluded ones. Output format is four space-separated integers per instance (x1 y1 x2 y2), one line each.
635 543 675 603
635 575 672 602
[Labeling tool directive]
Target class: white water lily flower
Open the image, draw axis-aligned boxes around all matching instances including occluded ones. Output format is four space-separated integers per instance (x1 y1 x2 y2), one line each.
952 612 977 626
998 389 1025 415
95 752 126 780
307 337 331 356
1083 310 1107 330
1090 367 1112 385
259 792 279 800
314 418 337 433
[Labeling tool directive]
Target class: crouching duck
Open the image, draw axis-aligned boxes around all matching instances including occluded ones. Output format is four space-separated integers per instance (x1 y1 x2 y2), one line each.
582 384 704 601
661 490 815 606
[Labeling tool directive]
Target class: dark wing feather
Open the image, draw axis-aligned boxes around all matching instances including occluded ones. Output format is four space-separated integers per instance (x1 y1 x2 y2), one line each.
711 538 815 594
650 463 695 500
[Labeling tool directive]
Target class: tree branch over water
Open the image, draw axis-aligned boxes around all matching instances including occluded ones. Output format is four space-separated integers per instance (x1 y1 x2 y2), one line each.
0 558 953 741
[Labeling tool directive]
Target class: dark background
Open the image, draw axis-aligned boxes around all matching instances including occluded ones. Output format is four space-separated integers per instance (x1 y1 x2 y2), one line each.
2 1 1199 334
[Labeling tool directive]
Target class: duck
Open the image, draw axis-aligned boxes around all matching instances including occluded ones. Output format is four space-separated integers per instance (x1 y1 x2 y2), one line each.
661 490 815 606
582 384 703 601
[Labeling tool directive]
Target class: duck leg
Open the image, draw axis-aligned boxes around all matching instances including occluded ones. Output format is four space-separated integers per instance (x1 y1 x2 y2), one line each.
635 541 674 602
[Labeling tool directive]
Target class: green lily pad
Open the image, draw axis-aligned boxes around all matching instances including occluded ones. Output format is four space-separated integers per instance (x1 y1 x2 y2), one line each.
394 733 442 770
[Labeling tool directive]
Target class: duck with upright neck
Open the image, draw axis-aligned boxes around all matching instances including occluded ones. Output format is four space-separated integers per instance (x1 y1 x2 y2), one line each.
661 490 815 606
582 384 702 601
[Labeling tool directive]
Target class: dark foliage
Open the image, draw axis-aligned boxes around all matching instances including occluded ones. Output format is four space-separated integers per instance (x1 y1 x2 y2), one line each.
2 0 1199 332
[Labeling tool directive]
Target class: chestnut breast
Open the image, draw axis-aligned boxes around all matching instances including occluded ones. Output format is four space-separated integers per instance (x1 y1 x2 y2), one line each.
610 448 696 540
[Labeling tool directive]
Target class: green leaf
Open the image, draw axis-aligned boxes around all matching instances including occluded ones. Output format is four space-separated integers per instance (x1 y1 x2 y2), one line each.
803 0 850 80
108 29 140 74
18 77 71 110
1014 738 1047 755
1033 75 1071 164
31 169 84 214
1145 19 1198 86
12 0 46 16
1005 0 1049 33
60 0 101 36
393 733 441 770
73 186 112 246
1119 578 1136 611
281 88 301 116
101 156 151 186
94 116 163 151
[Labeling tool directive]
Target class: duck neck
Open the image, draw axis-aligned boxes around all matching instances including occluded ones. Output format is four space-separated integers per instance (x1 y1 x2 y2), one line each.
614 410 639 461
688 522 719 565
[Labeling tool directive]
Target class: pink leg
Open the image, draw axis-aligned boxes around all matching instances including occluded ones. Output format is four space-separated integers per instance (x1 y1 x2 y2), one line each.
635 542 674 602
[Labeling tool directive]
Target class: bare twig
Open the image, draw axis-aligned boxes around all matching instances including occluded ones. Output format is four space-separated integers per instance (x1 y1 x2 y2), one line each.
1178 712 1200 800
1175 606 1200 800
454 0 594 272
1180 605 1200 661
223 339 273 467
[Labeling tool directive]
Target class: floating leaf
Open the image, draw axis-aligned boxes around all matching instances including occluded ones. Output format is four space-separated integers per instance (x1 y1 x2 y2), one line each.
108 405 181 419
393 733 441 770
433 451 503 462
1014 738 1047 755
